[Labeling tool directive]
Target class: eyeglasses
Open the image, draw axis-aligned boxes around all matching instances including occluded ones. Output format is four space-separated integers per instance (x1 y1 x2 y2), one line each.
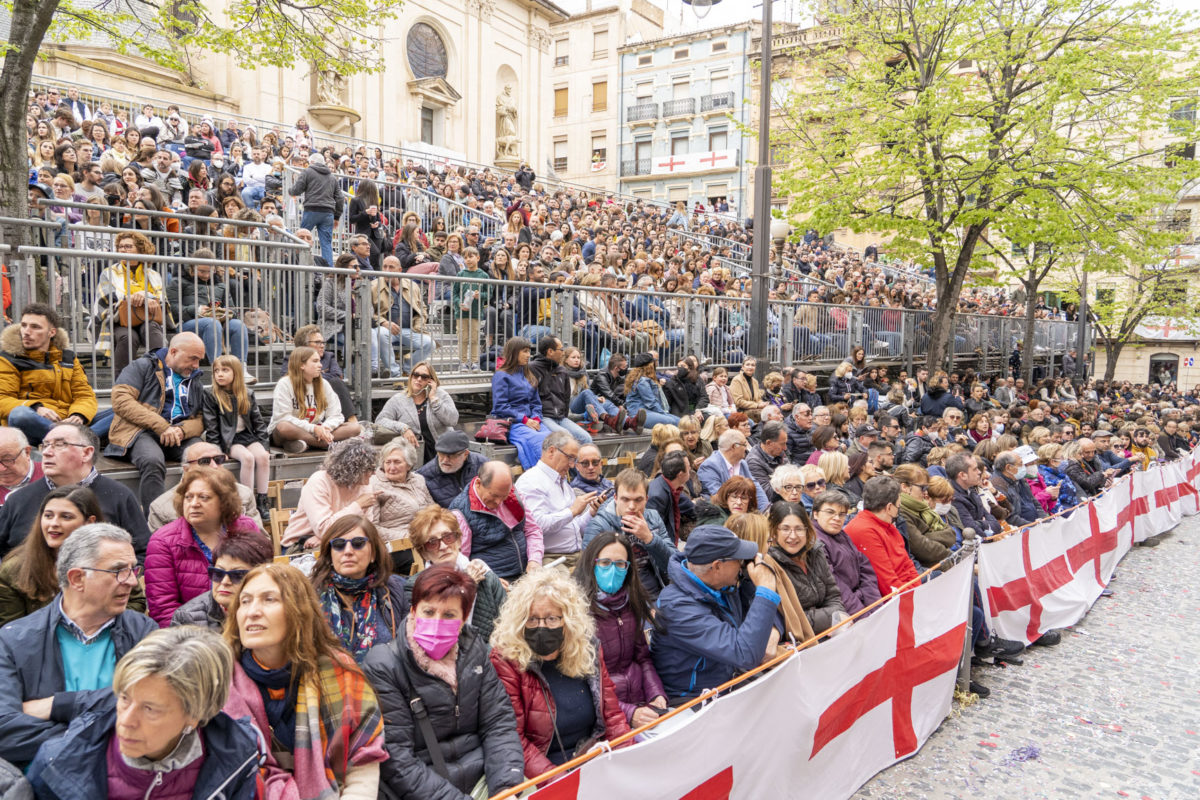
330 536 370 552
207 566 249 584
80 564 142 582
595 558 630 570
186 454 228 467
776 525 807 535
410 372 431 381
0 451 25 468
577 459 602 468
804 479 827 490
422 531 458 551
781 483 802 493
39 440 88 453
525 615 564 628
817 509 848 519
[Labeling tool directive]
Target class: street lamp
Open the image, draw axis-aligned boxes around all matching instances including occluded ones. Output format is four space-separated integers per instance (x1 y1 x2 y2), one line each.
684 0 777 377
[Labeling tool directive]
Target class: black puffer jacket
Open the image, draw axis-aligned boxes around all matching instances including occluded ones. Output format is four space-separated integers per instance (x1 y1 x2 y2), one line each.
202 388 269 452
529 354 571 421
363 625 525 800
785 416 814 465
768 542 846 634
590 369 626 407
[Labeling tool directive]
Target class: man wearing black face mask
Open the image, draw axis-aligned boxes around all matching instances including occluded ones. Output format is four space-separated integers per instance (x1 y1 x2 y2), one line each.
651 526 782 701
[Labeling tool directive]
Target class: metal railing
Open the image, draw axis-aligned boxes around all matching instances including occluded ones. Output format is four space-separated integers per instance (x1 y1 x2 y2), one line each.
621 159 652 177
663 98 696 117
626 102 659 122
701 91 736 112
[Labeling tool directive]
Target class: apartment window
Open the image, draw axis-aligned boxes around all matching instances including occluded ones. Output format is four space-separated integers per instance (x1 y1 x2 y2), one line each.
635 81 653 100
591 133 607 163
672 78 690 100
420 107 434 145
555 38 569 66
674 48 689 60
592 80 608 112
668 186 689 202
712 41 727 53
671 132 690 155
710 70 729 95
1095 288 1116 307
1170 99 1196 134
634 138 652 161
958 58 973 69
593 29 608 59
769 143 786 165
708 128 728 151
638 54 652 67
632 188 653 199
553 138 568 172
554 87 568 117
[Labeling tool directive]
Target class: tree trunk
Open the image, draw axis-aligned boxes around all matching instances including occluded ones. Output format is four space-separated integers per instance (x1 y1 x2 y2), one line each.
1103 339 1123 382
925 229 982 373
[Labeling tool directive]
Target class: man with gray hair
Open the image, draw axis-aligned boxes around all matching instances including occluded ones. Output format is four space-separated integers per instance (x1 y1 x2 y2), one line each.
146 440 263 531
745 420 788 503
449 460 544 580
0 523 155 765
515 431 601 568
698 429 770 510
0 427 41 507
990 449 1043 527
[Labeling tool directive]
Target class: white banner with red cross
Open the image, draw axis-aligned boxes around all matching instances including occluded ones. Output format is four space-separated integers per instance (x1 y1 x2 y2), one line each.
524 557 973 800
980 453 1200 646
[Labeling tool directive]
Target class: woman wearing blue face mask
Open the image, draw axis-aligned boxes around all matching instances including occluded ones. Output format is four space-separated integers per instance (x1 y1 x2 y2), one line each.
572 531 667 728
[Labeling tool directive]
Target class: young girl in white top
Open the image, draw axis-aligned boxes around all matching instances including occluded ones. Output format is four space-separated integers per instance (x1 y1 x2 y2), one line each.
268 346 359 453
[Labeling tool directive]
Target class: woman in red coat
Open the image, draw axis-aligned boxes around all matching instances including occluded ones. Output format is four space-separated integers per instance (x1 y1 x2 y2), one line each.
489 568 630 780
145 466 264 626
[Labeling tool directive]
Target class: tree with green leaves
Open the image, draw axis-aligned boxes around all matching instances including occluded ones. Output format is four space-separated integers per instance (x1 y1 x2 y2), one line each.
768 0 1200 371
0 0 400 257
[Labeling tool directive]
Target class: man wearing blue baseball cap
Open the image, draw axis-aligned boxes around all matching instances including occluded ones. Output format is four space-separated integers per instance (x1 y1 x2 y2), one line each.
651 525 783 701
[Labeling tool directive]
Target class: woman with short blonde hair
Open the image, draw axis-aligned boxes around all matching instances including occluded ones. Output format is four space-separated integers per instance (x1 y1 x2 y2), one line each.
818 450 850 487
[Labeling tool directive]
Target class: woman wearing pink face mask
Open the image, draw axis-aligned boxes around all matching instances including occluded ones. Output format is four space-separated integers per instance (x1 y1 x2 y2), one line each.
363 565 525 800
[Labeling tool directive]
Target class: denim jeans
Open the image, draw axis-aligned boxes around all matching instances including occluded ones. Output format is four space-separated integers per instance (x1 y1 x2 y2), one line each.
372 327 434 376
542 416 592 445
570 389 618 420
181 317 248 363
518 325 554 346
300 209 335 266
6 405 113 445
241 185 265 209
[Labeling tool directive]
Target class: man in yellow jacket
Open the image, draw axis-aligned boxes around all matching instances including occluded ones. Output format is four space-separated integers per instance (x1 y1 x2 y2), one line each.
0 303 103 445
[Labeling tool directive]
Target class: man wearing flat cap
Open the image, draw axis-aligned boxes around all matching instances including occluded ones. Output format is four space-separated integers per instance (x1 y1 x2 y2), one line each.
651 525 783 701
416 429 486 508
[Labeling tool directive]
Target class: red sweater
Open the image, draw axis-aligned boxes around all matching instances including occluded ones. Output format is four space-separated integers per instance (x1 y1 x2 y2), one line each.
844 509 919 596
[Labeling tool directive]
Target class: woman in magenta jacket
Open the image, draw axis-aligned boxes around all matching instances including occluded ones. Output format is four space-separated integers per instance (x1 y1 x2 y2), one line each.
145 466 264 626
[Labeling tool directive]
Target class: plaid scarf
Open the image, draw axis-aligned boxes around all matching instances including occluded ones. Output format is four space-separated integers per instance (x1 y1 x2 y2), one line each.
318 573 388 664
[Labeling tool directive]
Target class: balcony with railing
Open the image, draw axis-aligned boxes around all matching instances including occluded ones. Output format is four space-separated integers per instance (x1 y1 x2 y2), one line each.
626 102 659 126
662 97 696 119
621 158 652 177
555 55 569 67
701 91 736 115
553 157 568 171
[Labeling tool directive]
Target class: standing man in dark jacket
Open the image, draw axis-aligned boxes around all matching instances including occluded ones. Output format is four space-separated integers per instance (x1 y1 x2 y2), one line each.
529 336 591 445
514 163 535 193
416 430 487 508
648 450 695 544
288 152 344 266
785 404 815 465
0 523 156 766
945 453 1001 537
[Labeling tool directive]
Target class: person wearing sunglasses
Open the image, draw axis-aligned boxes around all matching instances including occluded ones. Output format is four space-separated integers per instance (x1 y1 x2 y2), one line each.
145 467 267 628
147 441 263 532
375 359 457 465
0 523 156 766
309 516 408 664
171 528 273 630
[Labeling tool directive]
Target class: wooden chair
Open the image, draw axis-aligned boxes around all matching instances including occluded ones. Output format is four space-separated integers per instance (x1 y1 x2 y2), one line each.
269 508 292 557
266 480 287 511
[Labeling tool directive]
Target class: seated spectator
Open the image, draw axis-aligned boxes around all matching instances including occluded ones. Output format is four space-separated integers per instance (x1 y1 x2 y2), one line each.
784 404 815 466
363 565 524 800
409 506 506 641
1091 429 1133 477
678 414 712 473
529 337 591 447
769 463 806 507
171 528 273 629
649 450 695 544
370 254 434 380
490 569 631 777
572 531 668 727
624 353 679 428
268 345 361 454
0 428 42 508
651 525 782 701
590 354 637 429
570 444 613 494
104 331 206 515
0 486 146 628
490 337 550 470
1158 418 1189 460
93 230 167 375
375 360 458 465
694 474 760 527
203 355 271 521
450 461 544 581
0 303 102 445
818 451 851 493
919 372 964 418
516 431 601 569
844 476 920 596
698 430 770 509
147 441 262 531
729 358 767 422
636 423 681 476
810 490 881 616
767 501 847 634
705 367 737 417
1063 438 1114 498
281 438 380 553
145 466 263 627
584 468 673 598
1129 427 1157 470
371 439 434 557
745 420 788 503
415 430 487 508
990 448 1045 526
27 627 261 800
806 425 842 466
946 453 1002 537
727 412 754 441
893 464 956 568
222 563 387 795
0 523 155 766
0 424 149 560
176 250 251 369
310 516 408 663
567 346 624 433
290 325 361 432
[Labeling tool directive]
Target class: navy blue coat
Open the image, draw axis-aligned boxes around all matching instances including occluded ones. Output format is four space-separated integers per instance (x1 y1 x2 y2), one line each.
417 451 487 508
918 388 963 418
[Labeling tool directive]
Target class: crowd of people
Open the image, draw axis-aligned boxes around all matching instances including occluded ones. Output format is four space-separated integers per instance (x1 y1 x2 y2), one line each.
0 83 1187 799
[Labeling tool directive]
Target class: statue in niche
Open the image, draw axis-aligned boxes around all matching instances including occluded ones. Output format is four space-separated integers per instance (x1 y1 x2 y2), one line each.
317 69 347 105
495 84 519 159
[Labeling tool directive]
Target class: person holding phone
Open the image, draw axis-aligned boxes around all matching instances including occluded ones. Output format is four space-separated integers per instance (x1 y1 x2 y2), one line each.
515 431 603 571
584 469 673 599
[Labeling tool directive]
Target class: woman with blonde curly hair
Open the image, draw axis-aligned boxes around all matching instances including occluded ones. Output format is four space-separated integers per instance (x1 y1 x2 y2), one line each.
489 568 630 779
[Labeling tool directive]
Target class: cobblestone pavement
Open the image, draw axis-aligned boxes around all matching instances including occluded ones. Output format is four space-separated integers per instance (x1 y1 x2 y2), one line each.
855 514 1200 800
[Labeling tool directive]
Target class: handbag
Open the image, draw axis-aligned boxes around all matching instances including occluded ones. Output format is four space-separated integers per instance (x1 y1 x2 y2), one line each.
474 416 511 444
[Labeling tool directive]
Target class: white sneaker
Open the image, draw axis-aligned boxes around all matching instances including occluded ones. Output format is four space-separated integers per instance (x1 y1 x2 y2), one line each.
243 369 258 386
282 439 308 455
